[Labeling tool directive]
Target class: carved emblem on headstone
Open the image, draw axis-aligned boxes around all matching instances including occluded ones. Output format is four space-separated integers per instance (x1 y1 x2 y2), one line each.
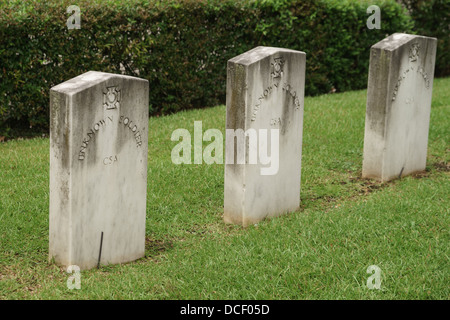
409 43 420 62
271 57 285 79
103 86 121 110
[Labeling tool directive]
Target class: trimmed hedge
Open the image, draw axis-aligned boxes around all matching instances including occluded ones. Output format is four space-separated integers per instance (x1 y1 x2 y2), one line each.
0 0 413 136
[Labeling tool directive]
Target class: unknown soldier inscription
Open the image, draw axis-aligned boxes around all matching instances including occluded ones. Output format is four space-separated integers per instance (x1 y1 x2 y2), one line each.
362 33 437 182
49 71 149 270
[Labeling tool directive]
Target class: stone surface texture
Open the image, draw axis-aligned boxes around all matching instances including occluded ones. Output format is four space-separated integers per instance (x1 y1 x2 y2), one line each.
49 71 149 270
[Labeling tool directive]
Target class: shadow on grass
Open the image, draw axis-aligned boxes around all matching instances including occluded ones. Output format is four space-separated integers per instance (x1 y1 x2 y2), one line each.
145 237 174 259
300 159 448 211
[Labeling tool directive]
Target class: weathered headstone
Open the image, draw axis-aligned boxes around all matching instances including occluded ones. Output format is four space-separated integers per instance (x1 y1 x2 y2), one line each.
49 71 149 270
224 46 306 227
362 33 437 181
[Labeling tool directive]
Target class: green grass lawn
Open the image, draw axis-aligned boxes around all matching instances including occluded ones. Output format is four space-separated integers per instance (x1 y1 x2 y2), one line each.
0 77 448 300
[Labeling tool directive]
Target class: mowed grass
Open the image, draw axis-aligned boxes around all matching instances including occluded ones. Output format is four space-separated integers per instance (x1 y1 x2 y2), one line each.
0 77 448 300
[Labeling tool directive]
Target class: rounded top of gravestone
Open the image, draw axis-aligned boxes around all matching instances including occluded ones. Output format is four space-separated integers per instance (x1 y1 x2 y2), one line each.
51 71 148 95
229 46 305 66
372 33 437 51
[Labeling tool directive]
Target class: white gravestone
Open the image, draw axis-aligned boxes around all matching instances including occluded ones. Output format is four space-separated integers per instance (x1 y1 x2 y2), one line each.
363 33 437 182
224 46 306 227
49 71 149 270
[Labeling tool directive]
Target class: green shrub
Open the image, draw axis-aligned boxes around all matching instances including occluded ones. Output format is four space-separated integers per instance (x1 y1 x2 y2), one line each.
0 0 412 136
